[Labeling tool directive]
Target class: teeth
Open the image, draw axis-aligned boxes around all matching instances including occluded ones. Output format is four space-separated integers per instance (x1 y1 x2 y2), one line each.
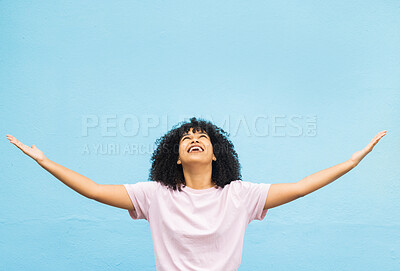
189 146 203 153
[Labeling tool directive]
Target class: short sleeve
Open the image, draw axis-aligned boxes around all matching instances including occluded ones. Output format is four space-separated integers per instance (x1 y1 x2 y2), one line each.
235 180 271 224
123 181 158 221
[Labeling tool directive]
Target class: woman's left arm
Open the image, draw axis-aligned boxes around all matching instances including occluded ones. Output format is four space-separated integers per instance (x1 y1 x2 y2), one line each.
298 130 387 197
264 130 387 210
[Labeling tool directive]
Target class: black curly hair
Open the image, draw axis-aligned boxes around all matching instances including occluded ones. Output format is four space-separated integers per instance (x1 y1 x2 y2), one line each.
148 117 242 192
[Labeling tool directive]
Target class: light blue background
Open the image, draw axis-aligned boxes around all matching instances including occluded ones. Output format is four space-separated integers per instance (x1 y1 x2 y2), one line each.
1 1 399 270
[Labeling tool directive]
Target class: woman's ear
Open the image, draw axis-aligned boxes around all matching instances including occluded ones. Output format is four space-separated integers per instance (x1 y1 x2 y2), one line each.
177 157 181 164
212 154 217 161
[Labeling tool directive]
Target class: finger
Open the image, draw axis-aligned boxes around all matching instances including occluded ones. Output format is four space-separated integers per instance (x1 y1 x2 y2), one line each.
367 132 386 149
7 135 17 143
376 132 386 141
6 135 16 141
372 131 386 141
7 136 16 144
10 138 30 153
375 131 386 138
7 136 25 148
6 135 18 144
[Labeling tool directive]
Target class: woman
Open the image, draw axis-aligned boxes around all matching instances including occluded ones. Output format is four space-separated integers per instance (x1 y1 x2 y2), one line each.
6 117 387 271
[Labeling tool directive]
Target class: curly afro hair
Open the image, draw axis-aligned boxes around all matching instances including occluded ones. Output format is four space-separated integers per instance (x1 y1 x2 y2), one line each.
148 117 242 192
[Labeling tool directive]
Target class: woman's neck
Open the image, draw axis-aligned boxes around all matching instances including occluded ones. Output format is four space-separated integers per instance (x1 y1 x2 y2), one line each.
181 163 215 189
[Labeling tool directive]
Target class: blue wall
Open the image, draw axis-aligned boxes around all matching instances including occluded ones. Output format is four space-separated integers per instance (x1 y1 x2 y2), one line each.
1 1 399 270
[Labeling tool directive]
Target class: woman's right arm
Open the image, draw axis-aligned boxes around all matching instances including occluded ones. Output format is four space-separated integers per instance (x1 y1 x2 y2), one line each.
6 134 135 211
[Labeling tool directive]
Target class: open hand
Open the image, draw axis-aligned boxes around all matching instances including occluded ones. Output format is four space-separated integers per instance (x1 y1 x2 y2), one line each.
6 134 46 163
350 130 387 166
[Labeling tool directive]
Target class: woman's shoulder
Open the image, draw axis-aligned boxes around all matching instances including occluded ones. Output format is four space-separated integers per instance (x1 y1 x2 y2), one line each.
125 180 160 187
223 179 243 192
123 181 161 194
228 179 267 193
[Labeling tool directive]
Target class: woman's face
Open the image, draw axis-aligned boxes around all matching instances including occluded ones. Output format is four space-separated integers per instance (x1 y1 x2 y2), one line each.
177 127 216 166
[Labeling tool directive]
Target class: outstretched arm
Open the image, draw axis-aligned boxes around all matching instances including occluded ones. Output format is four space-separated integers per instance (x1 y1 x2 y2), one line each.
6 134 134 210
264 130 387 210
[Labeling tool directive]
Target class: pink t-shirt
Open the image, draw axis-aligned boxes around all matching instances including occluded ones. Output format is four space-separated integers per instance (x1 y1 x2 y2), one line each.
123 180 271 271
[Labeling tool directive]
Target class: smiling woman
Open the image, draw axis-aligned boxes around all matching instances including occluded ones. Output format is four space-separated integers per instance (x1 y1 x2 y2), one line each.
6 117 387 271
149 117 242 192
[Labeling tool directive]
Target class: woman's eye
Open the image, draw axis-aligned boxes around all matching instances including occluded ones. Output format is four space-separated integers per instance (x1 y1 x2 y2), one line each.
182 135 207 141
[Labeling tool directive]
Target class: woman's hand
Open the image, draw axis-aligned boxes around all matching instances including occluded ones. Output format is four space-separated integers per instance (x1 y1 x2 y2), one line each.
6 134 46 163
350 130 387 166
